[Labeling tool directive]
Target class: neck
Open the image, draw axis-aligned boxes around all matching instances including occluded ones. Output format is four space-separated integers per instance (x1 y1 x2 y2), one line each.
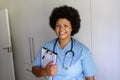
58 37 71 49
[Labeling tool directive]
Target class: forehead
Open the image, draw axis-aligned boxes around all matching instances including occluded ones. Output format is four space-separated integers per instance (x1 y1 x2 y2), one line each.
56 18 71 24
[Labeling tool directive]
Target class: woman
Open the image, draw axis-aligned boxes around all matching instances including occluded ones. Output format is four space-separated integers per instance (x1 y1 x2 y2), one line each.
32 5 97 80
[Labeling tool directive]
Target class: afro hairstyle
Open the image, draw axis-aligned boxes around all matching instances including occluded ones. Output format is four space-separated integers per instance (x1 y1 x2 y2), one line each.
49 5 81 36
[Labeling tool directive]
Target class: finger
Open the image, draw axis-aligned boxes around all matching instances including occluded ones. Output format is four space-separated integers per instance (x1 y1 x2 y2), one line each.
50 65 58 73
50 66 58 76
51 64 57 69
45 61 54 73
47 61 54 66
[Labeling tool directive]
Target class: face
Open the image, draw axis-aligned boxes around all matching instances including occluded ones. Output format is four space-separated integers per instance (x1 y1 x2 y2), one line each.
55 18 72 40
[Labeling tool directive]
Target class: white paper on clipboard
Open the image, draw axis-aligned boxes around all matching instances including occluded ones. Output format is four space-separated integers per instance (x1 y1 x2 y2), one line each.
41 47 57 68
41 47 57 80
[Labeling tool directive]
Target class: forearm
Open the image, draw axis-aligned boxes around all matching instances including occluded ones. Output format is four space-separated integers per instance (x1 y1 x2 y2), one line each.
32 66 46 78
85 76 95 80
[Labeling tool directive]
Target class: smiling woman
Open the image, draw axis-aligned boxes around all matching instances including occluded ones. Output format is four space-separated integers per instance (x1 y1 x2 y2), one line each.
32 5 97 80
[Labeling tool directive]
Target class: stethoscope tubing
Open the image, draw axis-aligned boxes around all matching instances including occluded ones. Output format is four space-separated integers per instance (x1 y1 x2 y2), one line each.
53 38 74 69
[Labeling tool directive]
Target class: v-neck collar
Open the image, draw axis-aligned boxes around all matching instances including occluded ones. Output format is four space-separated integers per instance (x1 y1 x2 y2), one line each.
56 39 72 51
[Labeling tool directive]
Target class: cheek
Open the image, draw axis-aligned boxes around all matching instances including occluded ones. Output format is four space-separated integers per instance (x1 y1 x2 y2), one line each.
67 28 72 34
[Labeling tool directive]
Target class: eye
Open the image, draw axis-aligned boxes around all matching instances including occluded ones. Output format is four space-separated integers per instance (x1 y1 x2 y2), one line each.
64 24 68 27
55 24 60 28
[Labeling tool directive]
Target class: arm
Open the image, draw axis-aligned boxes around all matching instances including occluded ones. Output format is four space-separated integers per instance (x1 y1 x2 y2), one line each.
85 76 95 80
32 66 46 78
32 61 58 78
82 49 97 80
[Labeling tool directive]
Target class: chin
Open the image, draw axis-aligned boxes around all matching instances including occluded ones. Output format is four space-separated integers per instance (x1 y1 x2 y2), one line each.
58 37 70 40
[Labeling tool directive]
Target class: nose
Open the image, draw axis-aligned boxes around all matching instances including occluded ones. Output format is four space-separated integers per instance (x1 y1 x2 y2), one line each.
59 25 65 31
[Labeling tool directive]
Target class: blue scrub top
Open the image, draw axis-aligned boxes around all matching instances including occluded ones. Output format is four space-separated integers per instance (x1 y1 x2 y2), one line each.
33 38 97 80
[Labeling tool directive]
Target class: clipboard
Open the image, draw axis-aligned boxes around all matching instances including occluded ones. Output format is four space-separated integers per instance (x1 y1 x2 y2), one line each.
41 47 57 68
41 47 57 80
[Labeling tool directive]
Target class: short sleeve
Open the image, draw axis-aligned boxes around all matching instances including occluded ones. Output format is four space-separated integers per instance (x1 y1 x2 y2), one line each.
32 48 42 67
81 49 97 77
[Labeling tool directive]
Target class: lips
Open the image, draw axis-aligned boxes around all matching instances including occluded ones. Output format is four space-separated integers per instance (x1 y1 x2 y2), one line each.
59 32 66 35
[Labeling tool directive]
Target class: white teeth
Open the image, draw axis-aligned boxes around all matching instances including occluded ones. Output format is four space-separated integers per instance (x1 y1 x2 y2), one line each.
60 32 65 35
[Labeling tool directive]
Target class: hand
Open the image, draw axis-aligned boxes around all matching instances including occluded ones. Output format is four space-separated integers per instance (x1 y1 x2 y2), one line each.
86 76 95 80
45 61 58 76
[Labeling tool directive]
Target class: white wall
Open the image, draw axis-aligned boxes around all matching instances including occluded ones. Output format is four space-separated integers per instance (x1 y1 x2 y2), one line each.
0 0 120 80
91 0 120 80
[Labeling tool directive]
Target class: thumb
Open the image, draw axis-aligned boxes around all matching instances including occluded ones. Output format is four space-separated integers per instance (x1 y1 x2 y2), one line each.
47 61 54 66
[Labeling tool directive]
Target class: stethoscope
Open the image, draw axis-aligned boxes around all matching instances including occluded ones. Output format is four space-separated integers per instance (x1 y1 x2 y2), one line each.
53 38 75 70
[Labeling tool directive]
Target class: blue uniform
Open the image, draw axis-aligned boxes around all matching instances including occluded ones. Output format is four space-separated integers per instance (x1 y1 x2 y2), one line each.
33 38 97 80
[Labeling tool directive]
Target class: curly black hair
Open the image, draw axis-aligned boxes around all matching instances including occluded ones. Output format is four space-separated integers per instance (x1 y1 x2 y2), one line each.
49 5 81 36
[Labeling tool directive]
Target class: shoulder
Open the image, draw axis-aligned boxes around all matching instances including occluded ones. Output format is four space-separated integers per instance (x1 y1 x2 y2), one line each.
41 38 57 51
72 38 89 51
73 38 93 60
72 38 91 57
